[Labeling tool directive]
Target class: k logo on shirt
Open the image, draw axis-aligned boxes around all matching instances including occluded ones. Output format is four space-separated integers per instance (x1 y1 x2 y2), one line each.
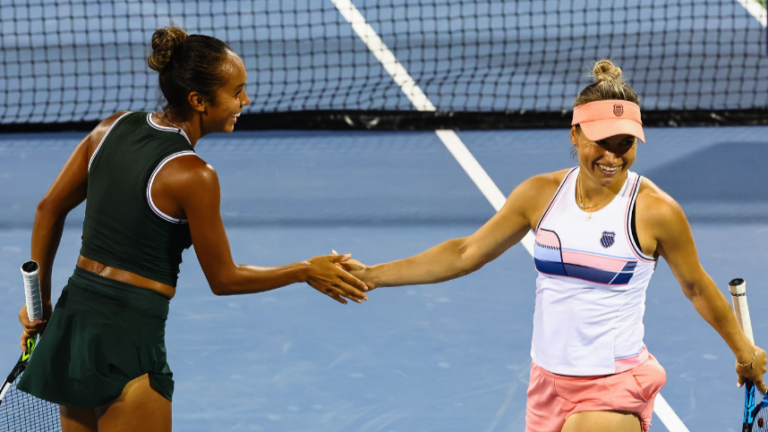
600 231 615 248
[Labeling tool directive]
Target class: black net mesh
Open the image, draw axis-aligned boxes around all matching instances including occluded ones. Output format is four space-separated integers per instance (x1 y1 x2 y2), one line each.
0 0 766 126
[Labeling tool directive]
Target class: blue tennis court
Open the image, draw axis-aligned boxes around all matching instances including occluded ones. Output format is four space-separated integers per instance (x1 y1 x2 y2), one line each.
1 125 766 431
1 0 767 429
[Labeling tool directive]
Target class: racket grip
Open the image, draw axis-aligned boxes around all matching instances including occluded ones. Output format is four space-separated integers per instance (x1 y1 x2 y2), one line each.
21 260 43 321
743 380 756 427
729 278 754 344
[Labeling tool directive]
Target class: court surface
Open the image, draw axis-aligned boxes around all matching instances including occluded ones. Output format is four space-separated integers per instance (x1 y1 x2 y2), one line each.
0 126 766 432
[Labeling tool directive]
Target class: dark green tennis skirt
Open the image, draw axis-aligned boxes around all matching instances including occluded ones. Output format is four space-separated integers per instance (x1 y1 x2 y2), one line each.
17 267 173 408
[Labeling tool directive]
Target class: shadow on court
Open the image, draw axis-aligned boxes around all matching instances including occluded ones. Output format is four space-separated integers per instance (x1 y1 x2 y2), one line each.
644 142 768 223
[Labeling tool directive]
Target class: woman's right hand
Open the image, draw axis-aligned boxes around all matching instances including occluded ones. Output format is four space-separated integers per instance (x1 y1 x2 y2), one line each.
305 254 369 305
18 303 49 352
331 250 375 290
736 345 768 394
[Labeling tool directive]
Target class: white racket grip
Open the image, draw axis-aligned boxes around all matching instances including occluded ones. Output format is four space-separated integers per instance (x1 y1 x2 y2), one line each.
21 260 43 322
729 278 754 344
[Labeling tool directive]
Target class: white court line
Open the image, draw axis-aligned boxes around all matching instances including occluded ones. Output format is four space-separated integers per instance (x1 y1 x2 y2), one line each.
735 0 768 26
436 130 535 255
655 394 692 432
331 0 689 430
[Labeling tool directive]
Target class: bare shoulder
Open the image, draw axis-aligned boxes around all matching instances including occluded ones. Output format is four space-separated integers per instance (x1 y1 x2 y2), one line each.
511 168 573 225
636 177 687 226
85 111 132 157
160 153 217 187
516 168 571 197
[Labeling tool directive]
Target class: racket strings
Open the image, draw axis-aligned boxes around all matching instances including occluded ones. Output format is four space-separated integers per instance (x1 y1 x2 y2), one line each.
0 373 61 432
754 404 768 432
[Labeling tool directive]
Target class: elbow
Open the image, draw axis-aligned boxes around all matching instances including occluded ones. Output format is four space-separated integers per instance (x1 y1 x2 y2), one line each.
680 283 698 301
456 239 485 277
681 279 708 301
205 264 242 296
458 260 485 278
209 277 237 296
210 284 230 296
35 197 68 222
208 275 236 296
35 198 58 218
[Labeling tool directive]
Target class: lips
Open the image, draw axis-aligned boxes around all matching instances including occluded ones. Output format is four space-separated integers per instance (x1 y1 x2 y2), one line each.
597 163 621 175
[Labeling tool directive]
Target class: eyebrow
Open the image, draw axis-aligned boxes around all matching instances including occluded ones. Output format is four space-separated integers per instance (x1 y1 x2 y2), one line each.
596 138 635 145
234 83 245 92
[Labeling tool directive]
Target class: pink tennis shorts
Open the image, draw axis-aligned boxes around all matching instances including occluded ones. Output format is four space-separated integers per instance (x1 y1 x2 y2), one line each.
525 355 666 432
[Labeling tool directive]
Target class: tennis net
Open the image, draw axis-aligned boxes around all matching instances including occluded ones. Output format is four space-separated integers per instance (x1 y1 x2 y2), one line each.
1 0 766 130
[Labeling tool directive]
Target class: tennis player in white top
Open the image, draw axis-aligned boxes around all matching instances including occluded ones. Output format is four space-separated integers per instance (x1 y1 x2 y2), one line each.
338 59 767 432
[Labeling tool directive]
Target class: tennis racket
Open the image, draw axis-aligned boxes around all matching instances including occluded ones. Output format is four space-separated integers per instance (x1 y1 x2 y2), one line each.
729 278 768 432
0 261 61 431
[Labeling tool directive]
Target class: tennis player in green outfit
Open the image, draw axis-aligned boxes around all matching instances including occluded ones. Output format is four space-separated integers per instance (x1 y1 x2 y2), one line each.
16 26 368 432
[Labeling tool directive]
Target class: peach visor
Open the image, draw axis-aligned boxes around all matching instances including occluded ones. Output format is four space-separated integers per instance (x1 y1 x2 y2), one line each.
571 100 645 143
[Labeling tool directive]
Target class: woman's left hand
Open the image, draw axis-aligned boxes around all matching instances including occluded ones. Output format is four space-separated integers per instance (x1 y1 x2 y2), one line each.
736 345 768 393
18 301 52 352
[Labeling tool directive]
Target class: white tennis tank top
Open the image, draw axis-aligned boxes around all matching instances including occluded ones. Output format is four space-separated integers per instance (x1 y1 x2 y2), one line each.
531 167 656 376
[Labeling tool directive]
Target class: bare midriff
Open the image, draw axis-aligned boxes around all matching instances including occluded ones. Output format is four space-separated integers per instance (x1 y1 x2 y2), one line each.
77 255 176 299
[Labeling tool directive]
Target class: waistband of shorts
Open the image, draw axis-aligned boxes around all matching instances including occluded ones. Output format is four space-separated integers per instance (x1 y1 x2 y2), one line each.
69 267 170 318
531 356 652 381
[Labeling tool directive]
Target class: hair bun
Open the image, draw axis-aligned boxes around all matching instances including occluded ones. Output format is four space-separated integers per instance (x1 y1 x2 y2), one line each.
592 59 623 84
148 26 189 72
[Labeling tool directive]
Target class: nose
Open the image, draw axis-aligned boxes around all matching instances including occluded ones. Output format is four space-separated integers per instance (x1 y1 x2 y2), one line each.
601 148 623 164
242 91 252 107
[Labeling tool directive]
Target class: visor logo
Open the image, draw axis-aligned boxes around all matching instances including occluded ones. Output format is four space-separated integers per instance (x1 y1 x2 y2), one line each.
613 104 624 117
600 231 616 248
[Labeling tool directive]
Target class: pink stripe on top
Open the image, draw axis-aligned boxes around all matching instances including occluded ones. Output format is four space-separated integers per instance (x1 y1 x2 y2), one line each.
535 229 561 249
561 250 629 272
615 346 649 373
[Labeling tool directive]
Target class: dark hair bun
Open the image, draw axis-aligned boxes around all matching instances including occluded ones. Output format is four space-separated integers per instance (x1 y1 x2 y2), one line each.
148 26 189 72
592 59 624 84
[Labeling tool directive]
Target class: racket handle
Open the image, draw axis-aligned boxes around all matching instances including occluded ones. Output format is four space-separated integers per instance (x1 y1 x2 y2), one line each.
743 380 756 431
729 278 754 344
21 260 43 321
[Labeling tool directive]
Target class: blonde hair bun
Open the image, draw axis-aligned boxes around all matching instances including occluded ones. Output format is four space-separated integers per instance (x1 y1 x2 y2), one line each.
592 59 624 84
148 26 189 72
573 59 637 107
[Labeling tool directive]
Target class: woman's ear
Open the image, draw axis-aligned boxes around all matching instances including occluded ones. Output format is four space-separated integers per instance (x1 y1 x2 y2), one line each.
570 126 579 146
188 92 206 113
570 127 580 160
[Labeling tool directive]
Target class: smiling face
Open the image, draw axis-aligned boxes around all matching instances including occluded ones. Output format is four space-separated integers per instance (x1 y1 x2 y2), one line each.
199 51 251 134
571 126 637 187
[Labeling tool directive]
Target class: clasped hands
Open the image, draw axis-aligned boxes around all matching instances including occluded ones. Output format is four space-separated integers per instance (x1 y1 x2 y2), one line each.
304 250 373 305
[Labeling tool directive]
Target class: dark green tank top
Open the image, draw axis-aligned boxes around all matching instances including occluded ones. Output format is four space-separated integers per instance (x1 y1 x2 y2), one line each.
80 112 195 287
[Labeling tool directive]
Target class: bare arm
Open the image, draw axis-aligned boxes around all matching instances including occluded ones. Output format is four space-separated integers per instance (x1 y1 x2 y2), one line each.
18 112 126 349
163 156 368 304
642 186 767 392
358 174 555 288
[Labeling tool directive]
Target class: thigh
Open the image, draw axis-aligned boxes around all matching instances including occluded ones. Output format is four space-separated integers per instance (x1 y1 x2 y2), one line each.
60 406 98 432
562 411 641 432
95 374 172 432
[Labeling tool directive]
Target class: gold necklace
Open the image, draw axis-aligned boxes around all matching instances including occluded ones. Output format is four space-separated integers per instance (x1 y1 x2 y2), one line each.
156 111 185 133
576 174 615 220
